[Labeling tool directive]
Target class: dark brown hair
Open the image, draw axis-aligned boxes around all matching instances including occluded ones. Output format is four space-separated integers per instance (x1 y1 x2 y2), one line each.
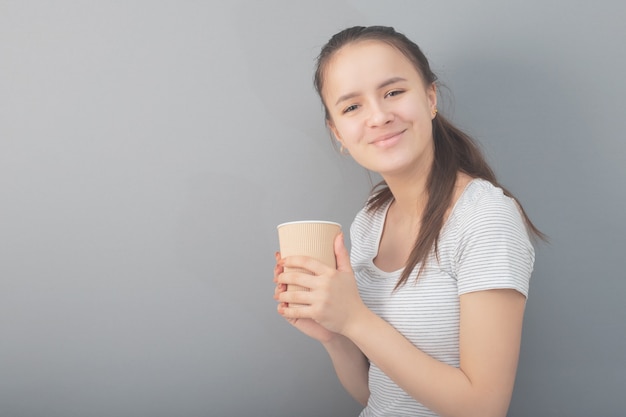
314 26 545 289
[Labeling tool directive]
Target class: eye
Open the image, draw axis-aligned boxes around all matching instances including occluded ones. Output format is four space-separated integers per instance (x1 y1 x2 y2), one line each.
343 104 359 114
385 89 405 98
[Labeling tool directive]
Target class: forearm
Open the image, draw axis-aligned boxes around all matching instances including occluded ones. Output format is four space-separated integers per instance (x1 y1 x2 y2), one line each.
322 334 370 406
345 309 511 417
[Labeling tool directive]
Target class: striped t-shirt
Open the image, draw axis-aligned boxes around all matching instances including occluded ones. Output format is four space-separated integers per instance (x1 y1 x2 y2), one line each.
350 178 535 417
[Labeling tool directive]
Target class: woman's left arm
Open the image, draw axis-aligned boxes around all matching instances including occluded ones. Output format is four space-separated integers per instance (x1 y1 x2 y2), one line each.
278 249 526 417
343 288 526 417
279 267 525 417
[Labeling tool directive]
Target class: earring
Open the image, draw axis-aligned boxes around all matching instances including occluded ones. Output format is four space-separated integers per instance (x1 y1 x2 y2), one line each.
432 107 438 117
340 144 349 155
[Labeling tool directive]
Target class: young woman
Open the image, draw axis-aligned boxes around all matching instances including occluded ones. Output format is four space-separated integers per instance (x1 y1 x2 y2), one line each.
273 26 543 417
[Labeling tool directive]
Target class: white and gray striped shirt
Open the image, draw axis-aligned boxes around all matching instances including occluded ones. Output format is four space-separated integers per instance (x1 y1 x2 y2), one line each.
350 178 535 417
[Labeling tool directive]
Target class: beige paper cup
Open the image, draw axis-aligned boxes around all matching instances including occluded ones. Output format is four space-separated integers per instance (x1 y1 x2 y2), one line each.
277 221 342 306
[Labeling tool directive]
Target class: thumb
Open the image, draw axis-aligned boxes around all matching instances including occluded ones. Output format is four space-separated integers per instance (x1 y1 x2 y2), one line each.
334 232 352 272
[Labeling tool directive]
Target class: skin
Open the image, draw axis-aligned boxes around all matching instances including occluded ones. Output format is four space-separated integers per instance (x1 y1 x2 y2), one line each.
274 40 526 417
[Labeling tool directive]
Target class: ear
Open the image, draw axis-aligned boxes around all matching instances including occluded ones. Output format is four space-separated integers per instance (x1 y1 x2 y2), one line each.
327 120 343 145
427 83 438 117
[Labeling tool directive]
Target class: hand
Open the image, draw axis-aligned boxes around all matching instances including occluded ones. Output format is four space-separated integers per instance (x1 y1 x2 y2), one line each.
273 251 337 343
276 233 367 336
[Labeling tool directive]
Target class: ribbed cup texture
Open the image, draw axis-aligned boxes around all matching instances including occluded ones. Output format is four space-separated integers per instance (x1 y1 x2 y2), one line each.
277 221 341 306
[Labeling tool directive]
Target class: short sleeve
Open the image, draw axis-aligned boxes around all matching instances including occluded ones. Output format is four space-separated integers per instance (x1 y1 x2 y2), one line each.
453 184 535 298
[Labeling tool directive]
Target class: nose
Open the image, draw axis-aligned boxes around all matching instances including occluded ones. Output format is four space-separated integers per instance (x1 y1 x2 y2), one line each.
366 100 394 127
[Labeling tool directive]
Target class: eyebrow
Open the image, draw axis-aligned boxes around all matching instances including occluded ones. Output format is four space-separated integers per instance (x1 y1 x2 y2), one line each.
334 77 408 106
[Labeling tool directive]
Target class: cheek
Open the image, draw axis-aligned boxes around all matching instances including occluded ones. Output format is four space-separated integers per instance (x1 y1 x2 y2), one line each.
403 100 429 121
334 120 362 144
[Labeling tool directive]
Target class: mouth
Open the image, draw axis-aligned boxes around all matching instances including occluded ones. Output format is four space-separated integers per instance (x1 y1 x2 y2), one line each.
370 129 406 146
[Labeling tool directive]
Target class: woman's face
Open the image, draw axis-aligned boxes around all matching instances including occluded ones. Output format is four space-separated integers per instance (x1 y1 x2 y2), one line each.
322 40 437 178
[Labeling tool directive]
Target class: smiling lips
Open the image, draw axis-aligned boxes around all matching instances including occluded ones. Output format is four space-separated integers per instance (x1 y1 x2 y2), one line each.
370 129 406 147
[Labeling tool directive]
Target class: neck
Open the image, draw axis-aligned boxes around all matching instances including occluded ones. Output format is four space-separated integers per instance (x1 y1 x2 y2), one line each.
382 164 430 222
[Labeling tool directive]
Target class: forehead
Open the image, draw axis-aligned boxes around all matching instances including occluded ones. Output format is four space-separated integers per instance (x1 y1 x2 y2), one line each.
323 40 423 94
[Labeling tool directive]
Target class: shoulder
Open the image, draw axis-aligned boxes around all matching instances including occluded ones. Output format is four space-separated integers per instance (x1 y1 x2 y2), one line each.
448 179 535 297
452 178 526 233
349 198 391 264
350 200 388 245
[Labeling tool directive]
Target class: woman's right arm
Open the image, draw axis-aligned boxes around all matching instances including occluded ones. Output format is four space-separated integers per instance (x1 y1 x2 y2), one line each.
322 334 370 406
274 251 370 406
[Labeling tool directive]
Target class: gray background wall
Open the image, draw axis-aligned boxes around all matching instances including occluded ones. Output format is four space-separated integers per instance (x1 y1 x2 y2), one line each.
1 1 624 416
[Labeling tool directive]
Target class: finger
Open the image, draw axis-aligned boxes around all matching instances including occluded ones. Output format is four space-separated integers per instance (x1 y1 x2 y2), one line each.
276 270 317 289
276 302 288 315
278 302 313 319
334 232 353 272
278 287 312 306
273 258 284 282
273 265 282 282
280 255 328 276
273 283 287 299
